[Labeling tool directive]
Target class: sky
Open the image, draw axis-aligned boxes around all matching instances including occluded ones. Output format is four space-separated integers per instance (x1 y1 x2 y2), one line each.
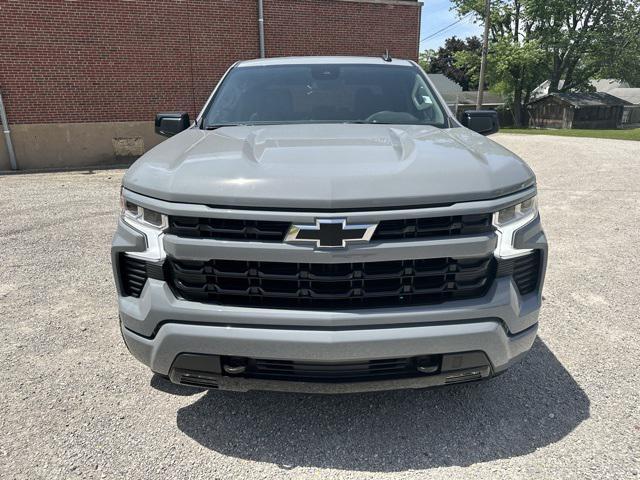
419 0 483 52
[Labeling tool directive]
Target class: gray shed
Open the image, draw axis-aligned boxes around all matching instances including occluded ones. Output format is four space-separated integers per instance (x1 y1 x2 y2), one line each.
528 92 632 129
607 89 640 126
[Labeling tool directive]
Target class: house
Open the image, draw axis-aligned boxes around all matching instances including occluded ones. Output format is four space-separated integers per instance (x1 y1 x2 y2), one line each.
607 88 640 105
449 91 505 108
531 79 630 100
424 75 505 113
427 74 463 101
590 79 630 93
528 92 632 129
437 90 507 123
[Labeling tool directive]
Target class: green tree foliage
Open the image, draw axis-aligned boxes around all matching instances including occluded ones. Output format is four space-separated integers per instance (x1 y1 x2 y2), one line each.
451 47 481 91
421 36 483 90
446 0 640 126
525 0 640 92
486 39 547 124
590 3 640 87
418 49 437 72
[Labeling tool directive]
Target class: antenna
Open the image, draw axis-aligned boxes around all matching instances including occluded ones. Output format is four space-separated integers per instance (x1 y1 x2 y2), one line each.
382 49 392 62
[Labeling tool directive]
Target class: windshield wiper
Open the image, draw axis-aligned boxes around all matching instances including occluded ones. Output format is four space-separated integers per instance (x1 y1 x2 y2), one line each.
343 121 430 126
204 123 244 130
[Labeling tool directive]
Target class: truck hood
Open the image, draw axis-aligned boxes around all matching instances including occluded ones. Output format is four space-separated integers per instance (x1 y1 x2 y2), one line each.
123 124 535 209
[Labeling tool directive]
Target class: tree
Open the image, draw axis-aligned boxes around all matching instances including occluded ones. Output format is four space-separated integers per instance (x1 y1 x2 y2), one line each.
526 0 640 92
588 2 640 87
452 47 482 91
418 49 437 72
451 0 640 126
421 36 483 90
452 0 548 125
488 39 547 123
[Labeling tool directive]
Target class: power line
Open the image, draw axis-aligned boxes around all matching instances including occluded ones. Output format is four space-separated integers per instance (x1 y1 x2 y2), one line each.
420 12 474 43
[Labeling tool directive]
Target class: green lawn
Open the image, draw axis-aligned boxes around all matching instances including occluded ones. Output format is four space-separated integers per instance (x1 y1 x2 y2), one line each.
501 127 640 141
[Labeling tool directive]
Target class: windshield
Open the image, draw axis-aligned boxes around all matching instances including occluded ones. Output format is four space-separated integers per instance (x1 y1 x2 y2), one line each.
202 63 447 128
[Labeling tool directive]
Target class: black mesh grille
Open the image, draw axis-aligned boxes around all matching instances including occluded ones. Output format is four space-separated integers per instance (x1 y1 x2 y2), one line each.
373 214 493 240
169 217 291 241
168 214 494 242
496 250 541 295
166 255 495 310
513 251 541 295
243 357 431 383
119 254 147 298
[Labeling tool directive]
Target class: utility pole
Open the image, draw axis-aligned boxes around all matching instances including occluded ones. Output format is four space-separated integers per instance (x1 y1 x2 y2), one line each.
476 0 491 110
258 0 265 58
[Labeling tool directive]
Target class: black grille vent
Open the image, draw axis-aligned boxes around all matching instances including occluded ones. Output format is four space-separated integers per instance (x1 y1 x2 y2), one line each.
496 250 541 295
167 214 494 242
169 217 290 241
245 357 421 383
119 254 148 298
166 255 495 310
513 251 541 295
373 214 493 240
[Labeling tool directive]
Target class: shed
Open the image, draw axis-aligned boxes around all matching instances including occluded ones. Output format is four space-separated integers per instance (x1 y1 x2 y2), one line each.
607 88 640 126
527 92 632 129
530 79 629 100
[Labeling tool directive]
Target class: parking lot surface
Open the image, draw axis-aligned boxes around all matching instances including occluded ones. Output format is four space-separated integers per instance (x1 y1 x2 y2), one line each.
1 134 639 479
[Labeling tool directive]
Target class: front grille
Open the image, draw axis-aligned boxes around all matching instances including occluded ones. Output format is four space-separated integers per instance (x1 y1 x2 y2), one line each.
119 254 148 297
167 213 494 241
166 255 495 310
169 217 291 241
513 251 541 295
244 357 430 383
496 250 542 295
373 214 493 240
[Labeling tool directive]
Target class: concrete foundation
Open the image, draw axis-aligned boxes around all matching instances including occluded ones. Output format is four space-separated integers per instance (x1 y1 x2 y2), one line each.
0 122 165 171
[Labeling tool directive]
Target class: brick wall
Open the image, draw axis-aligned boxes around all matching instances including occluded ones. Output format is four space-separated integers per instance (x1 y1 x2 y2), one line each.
0 0 420 125
264 0 420 59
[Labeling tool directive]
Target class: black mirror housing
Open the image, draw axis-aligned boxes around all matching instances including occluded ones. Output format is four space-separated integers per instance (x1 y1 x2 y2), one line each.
462 110 499 135
155 112 190 137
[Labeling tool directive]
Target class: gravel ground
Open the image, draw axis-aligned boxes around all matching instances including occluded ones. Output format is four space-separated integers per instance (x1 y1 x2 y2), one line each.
0 134 639 479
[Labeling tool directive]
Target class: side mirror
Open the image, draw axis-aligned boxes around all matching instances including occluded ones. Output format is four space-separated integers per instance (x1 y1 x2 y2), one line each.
155 112 190 137
462 110 499 135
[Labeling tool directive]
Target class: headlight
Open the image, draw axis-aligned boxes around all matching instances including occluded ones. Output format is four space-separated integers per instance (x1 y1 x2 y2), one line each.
120 192 168 230
493 196 538 258
120 190 167 260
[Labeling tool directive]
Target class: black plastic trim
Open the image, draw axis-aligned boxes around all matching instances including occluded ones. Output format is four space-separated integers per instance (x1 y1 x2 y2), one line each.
496 250 542 296
165 255 496 310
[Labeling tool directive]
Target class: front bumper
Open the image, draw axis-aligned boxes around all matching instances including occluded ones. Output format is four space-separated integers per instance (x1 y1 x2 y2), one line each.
121 315 537 393
113 188 547 392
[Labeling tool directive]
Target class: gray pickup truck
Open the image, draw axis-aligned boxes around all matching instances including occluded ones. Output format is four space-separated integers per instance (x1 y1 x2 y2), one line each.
112 56 547 393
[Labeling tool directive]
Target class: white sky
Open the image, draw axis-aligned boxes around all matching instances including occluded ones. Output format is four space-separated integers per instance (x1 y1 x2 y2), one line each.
419 0 483 52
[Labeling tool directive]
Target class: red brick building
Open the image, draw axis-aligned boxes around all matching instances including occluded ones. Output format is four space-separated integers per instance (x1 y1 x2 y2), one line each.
0 0 421 169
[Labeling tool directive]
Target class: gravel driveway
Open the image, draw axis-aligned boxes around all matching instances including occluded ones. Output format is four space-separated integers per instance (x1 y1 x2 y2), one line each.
1 134 639 479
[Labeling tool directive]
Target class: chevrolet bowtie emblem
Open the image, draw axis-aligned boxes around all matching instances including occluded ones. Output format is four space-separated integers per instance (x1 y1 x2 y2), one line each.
285 218 378 248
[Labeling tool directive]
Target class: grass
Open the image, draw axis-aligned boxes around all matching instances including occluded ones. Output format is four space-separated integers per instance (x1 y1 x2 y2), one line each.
501 127 640 141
